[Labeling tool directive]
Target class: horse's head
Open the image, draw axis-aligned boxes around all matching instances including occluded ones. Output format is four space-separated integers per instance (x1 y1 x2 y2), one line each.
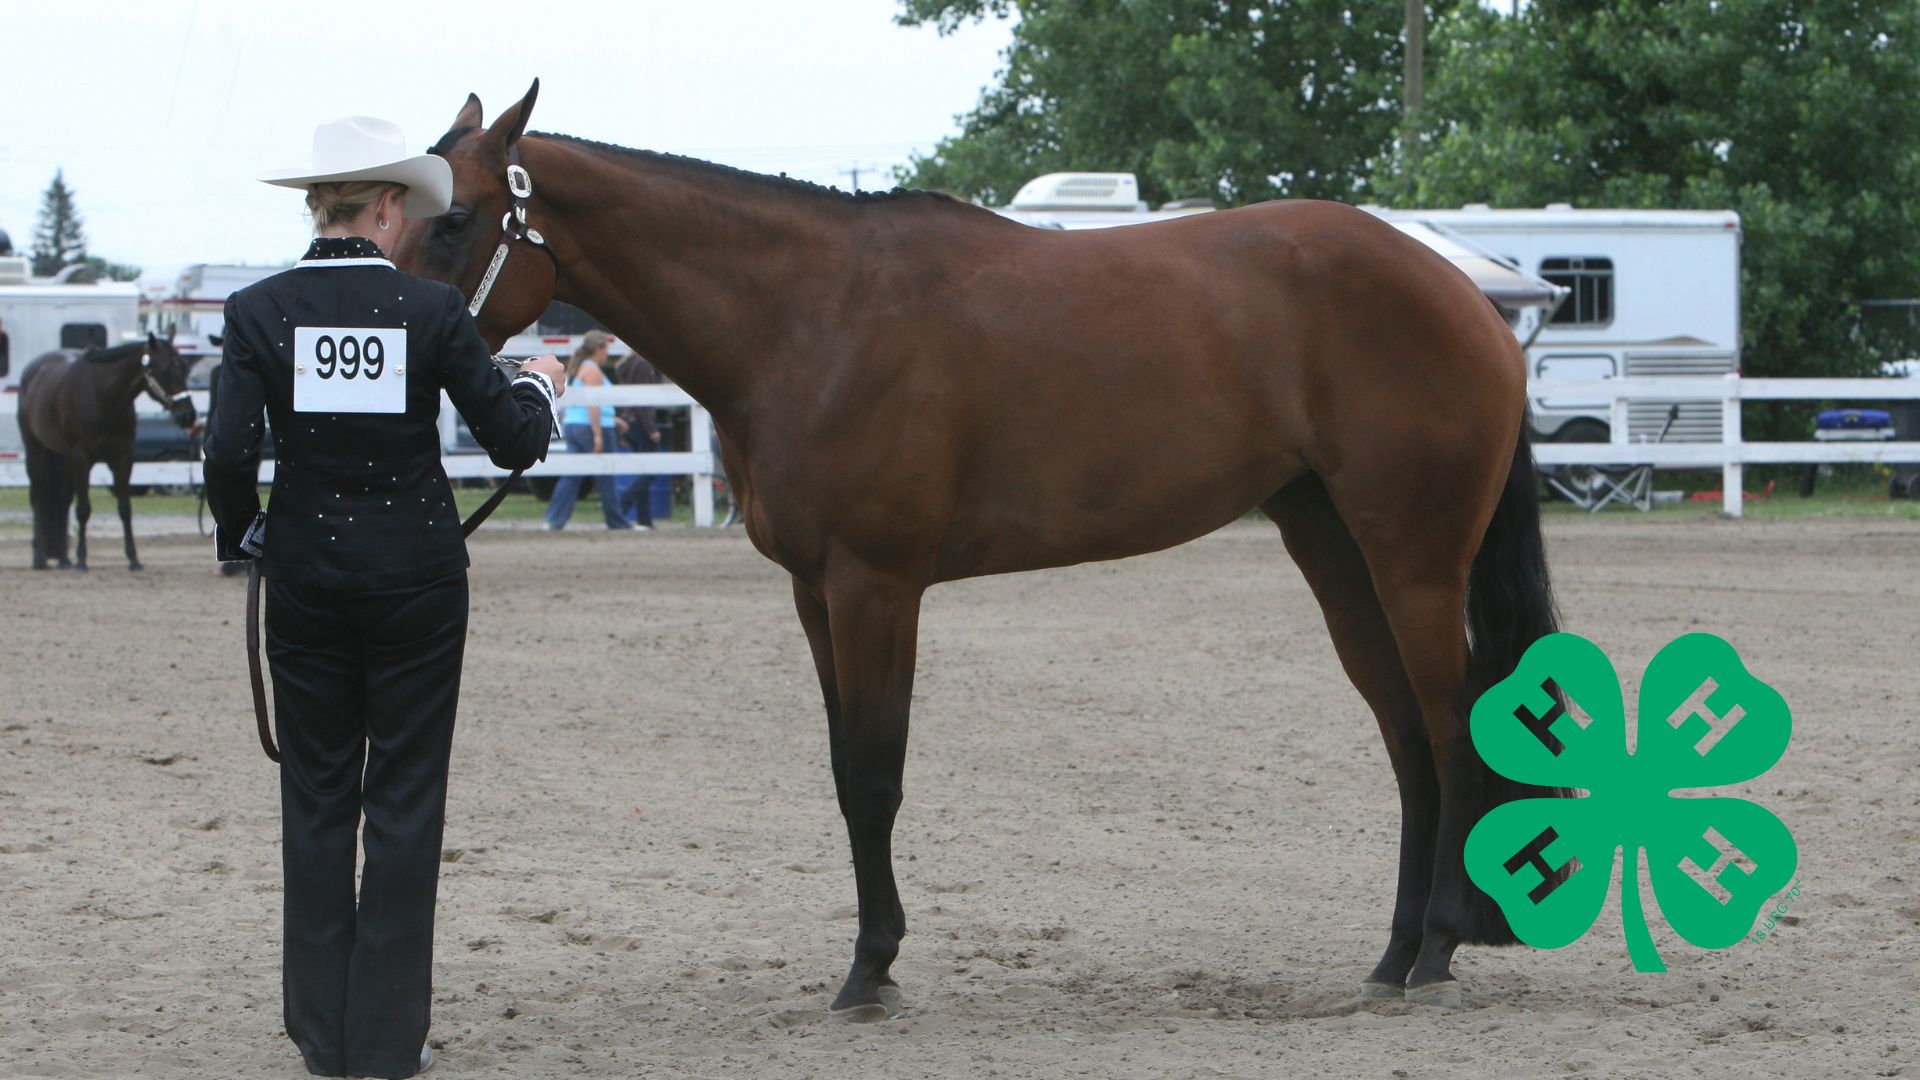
143 330 197 428
390 80 556 350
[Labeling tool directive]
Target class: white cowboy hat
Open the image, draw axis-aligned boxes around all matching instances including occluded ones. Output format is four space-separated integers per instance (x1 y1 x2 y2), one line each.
261 116 453 219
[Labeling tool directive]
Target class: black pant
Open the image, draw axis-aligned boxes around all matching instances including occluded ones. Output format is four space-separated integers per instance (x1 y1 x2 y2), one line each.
266 572 468 1079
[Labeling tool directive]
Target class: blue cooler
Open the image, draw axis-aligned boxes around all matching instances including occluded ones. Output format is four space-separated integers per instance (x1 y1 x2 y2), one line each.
649 476 674 521
1815 408 1891 432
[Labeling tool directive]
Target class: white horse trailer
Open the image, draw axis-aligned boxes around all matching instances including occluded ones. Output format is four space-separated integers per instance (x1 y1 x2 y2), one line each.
0 259 144 461
1375 206 1742 445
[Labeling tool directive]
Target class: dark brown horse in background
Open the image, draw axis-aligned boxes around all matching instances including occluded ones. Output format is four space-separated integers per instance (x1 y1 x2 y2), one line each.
19 332 197 571
393 82 1564 1015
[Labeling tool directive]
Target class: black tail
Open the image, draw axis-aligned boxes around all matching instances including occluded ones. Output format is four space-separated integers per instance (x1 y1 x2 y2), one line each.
1456 420 1571 946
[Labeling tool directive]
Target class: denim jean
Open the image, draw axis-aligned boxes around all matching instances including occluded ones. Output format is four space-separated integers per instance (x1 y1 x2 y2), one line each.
613 441 655 526
544 424 629 529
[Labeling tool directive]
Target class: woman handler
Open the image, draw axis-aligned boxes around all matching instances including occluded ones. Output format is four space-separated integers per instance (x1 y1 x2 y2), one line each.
203 116 565 1079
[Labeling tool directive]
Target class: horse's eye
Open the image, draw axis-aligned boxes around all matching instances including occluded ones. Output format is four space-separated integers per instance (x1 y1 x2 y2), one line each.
441 210 472 232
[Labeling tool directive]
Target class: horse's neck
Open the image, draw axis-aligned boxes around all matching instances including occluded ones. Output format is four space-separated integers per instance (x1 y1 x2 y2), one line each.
531 139 858 422
88 346 149 409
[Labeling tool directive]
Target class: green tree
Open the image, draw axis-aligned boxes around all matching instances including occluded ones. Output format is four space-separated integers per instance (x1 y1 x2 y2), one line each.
1376 0 1920 386
81 255 142 283
31 170 88 277
898 0 1447 207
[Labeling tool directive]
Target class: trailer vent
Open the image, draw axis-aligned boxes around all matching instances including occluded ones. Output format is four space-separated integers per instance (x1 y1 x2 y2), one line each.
1625 351 1737 442
1009 173 1144 211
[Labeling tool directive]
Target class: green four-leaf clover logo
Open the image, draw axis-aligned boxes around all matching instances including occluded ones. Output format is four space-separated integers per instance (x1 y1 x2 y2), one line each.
1464 632 1798 971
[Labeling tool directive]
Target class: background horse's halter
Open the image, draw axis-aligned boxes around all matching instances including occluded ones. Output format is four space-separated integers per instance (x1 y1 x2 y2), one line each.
466 143 558 320
138 354 192 411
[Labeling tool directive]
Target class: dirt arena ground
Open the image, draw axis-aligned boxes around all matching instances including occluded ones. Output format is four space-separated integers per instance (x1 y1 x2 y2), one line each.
1 516 1915 1079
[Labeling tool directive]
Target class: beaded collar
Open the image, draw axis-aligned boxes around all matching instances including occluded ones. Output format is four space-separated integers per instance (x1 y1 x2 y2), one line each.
297 236 391 268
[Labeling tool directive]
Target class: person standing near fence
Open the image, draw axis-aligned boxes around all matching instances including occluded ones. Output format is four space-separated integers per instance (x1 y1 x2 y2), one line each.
202 115 565 1079
613 348 663 527
544 330 634 531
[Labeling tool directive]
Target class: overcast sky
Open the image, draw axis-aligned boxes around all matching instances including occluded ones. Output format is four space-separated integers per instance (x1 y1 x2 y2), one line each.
0 0 1012 286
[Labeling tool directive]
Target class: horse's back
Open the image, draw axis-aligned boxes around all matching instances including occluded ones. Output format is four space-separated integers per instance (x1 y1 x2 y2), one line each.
900 199 1525 577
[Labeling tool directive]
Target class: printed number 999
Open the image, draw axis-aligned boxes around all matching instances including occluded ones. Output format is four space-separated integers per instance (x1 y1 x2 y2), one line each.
313 334 386 380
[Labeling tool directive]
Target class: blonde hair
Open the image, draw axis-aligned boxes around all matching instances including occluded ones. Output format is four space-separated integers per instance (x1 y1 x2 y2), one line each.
567 330 612 381
305 181 408 231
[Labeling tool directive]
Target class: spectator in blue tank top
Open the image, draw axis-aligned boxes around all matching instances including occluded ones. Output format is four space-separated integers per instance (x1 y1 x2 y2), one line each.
544 331 636 531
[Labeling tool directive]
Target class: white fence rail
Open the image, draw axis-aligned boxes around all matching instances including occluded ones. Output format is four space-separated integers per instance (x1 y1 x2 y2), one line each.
1527 376 1920 517
4 376 1916 522
0 385 724 527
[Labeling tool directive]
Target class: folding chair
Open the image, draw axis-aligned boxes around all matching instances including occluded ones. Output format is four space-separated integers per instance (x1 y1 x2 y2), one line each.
1584 403 1680 512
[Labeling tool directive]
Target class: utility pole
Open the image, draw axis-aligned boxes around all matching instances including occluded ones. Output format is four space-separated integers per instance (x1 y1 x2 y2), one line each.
840 163 879 194
1404 0 1425 173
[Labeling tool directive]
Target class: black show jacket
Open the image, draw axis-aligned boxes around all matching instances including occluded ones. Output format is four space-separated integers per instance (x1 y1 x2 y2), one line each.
204 237 554 590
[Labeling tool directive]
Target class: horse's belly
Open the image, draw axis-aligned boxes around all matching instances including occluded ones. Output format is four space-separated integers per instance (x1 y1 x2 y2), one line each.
932 440 1306 581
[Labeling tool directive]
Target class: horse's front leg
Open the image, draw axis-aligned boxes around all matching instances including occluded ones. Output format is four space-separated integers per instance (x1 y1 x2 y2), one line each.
110 457 142 571
68 459 93 572
813 566 923 1022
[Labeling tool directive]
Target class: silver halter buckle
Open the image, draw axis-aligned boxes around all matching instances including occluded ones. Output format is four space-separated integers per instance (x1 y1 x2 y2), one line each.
506 165 533 199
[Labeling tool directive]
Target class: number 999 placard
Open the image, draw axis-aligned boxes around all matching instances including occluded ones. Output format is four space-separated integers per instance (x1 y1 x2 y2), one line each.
294 326 407 414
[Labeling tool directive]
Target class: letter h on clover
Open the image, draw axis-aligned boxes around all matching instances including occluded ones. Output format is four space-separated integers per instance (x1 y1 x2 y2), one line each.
1463 633 1798 972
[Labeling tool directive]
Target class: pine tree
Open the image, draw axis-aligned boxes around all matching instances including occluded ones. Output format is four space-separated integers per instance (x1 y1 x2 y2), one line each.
31 170 88 277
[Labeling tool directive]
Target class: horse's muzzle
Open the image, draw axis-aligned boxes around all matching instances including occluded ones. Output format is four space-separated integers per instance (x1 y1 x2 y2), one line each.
170 401 198 428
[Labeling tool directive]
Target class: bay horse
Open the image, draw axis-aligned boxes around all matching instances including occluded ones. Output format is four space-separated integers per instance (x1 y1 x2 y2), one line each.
18 332 197 571
393 82 1564 1015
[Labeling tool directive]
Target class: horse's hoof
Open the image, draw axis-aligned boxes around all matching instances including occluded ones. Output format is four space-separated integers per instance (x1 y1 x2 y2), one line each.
829 984 906 1023
128 562 144 572
1405 980 1463 1009
70 564 89 574
829 1003 892 1024
1358 981 1404 1001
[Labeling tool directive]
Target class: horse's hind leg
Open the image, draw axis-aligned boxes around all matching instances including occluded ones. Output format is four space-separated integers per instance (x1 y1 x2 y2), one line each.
24 440 50 570
805 566 921 1022
1263 475 1435 997
110 457 141 570
1326 468 1504 1008
69 459 93 572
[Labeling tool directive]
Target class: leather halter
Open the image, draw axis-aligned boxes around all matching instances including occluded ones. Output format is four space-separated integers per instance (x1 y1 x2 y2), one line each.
466 143 558 320
139 355 191 409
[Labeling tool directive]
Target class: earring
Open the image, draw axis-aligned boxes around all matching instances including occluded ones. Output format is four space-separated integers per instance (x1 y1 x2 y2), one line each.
378 219 390 230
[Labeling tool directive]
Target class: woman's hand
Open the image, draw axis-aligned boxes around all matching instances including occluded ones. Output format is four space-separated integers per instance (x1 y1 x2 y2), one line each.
525 354 565 394
615 417 629 434
592 430 604 453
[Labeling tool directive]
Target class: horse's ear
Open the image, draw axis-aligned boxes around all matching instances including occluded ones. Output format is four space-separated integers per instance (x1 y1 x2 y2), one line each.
452 92 483 132
486 78 539 150
147 331 158 349
167 326 176 344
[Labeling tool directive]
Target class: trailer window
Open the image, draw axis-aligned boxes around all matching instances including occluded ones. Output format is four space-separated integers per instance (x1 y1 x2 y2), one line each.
1540 257 1613 326
61 323 108 350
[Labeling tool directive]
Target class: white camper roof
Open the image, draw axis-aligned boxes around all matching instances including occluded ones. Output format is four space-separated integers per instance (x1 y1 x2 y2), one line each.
1391 206 1742 233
